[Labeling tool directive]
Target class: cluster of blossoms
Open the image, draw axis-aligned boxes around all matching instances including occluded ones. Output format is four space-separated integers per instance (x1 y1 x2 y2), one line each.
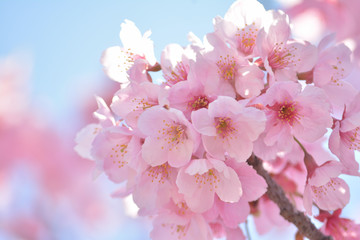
75 0 360 239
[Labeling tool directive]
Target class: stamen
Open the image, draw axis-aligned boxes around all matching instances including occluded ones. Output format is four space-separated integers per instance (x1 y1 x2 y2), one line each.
110 143 128 168
216 55 238 82
164 61 188 85
194 169 221 192
187 95 209 111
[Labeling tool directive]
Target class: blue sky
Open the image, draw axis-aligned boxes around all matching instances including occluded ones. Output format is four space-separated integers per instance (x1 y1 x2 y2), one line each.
0 0 276 132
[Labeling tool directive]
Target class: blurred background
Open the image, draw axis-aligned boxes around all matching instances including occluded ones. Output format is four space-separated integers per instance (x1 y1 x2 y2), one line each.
0 0 359 239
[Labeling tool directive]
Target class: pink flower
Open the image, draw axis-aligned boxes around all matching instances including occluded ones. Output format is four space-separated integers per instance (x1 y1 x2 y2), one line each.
213 0 266 57
313 35 357 116
329 93 360 176
167 79 215 120
132 163 177 215
110 82 162 128
316 209 360 240
303 158 350 215
101 19 156 87
74 96 115 160
192 96 266 162
161 43 195 86
190 33 264 98
176 157 242 213
91 126 143 184
256 82 332 155
256 10 317 82
138 106 200 168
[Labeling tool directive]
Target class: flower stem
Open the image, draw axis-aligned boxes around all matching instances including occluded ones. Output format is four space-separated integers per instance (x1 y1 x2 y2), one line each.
247 155 333 240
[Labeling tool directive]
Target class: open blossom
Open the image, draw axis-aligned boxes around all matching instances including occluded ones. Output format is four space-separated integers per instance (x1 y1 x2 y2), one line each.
161 43 195 86
74 96 116 160
138 106 200 168
329 93 360 176
255 82 332 156
256 10 317 83
213 0 266 57
176 157 242 213
101 19 156 87
74 0 360 239
191 33 265 98
316 209 360 240
90 126 143 183
303 157 350 215
192 96 266 162
313 35 357 115
167 77 216 120
132 163 177 215
110 82 162 128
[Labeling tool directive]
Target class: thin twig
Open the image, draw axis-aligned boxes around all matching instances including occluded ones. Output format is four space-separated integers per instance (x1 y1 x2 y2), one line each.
245 219 251 240
247 155 333 240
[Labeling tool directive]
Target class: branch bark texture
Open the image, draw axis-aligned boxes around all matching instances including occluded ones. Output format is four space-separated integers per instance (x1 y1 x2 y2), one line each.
247 156 333 240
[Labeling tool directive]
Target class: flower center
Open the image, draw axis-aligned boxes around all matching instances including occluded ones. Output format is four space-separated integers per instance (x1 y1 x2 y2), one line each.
116 48 136 73
147 163 171 184
194 169 220 191
131 97 153 111
110 143 128 168
214 117 237 138
164 61 188 85
216 55 238 82
343 126 360 151
236 23 259 55
268 42 300 69
187 95 209 111
158 121 187 151
274 101 301 126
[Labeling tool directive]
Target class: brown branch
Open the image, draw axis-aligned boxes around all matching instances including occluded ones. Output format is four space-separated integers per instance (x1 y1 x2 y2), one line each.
247 155 333 240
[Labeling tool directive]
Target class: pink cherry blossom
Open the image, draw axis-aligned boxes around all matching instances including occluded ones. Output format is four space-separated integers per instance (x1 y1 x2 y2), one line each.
313 35 357 116
256 10 317 82
256 82 332 155
176 157 242 213
303 159 350 215
213 0 266 57
167 79 215 120
191 33 264 98
91 126 143 183
132 163 177 215
192 96 266 162
316 209 360 240
110 82 162 128
74 96 116 160
329 93 360 176
161 43 195 86
101 19 156 87
138 106 200 167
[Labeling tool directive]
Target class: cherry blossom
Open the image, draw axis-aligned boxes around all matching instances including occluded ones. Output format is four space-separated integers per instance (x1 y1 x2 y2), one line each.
176 157 242 213
101 19 156 87
192 96 266 162
316 209 360 240
75 0 360 239
138 106 200 168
